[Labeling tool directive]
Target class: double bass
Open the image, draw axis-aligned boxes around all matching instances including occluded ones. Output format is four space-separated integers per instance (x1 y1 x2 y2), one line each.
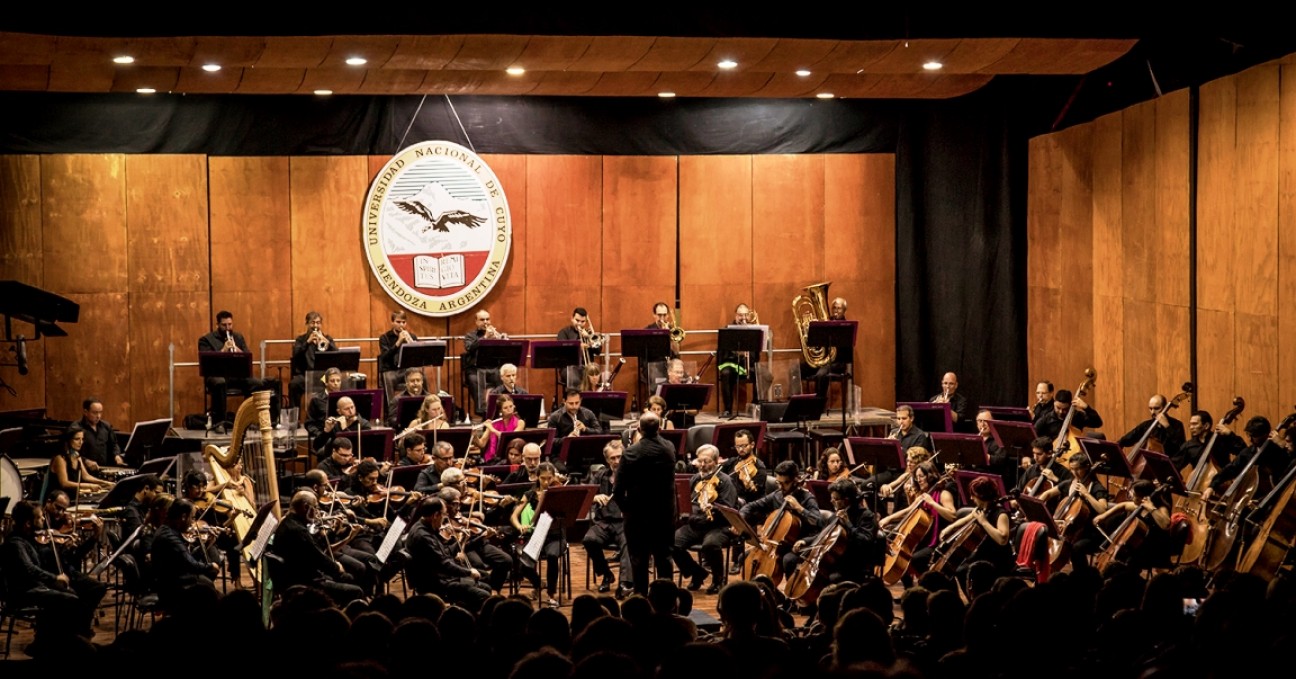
1175 396 1245 565
1047 476 1100 569
1239 449 1296 578
1112 384 1192 502
1053 369 1097 464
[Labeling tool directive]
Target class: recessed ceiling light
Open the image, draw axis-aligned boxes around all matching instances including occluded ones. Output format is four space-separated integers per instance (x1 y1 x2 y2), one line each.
136 88 156 94
314 89 333 96
923 61 943 71
202 63 222 72
345 57 367 66
113 55 135 65
795 69 812 77
506 66 526 76
658 91 676 98
816 92 834 99
717 59 738 70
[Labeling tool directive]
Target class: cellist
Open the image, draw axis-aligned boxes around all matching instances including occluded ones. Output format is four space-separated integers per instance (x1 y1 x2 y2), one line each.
1014 436 1073 501
785 477 879 587
878 461 957 586
935 476 1013 585
740 461 823 580
1092 479 1172 570
1036 452 1109 568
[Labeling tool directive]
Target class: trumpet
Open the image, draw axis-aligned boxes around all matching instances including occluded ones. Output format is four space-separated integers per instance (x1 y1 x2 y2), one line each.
221 331 238 352
397 329 414 346
309 330 330 352
485 323 507 340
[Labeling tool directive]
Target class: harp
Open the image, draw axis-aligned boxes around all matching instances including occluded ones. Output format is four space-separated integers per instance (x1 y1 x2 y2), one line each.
203 390 281 576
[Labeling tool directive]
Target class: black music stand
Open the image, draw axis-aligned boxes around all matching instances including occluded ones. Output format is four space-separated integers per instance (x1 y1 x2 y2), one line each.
621 329 672 415
389 463 428 490
136 455 177 480
712 421 767 457
198 351 253 434
981 406 1033 423
393 395 442 430
764 395 827 467
500 428 557 459
931 433 990 469
1015 494 1060 539
313 348 362 373
843 437 905 510
953 470 1010 511
338 428 395 463
329 389 384 423
532 340 583 402
657 383 711 429
485 393 543 427
1081 438 1133 481
398 340 447 394
422 428 474 459
559 434 617 479
240 500 281 550
123 418 172 465
580 391 627 431
1135 450 1186 495
807 320 858 429
988 420 1038 489
899 402 953 434
96 474 151 509
90 525 143 577
474 340 529 415
535 483 597 603
806 479 833 509
715 504 761 545
660 429 688 460
717 327 767 416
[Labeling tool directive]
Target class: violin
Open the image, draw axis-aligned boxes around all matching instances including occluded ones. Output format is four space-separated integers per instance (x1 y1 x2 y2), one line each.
694 472 720 521
319 490 359 508
367 486 418 506
34 528 80 546
733 455 760 493
195 491 254 519
183 520 229 545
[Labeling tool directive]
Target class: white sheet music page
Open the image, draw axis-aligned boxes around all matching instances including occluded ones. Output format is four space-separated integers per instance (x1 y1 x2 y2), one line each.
377 516 407 563
250 514 280 561
523 512 553 562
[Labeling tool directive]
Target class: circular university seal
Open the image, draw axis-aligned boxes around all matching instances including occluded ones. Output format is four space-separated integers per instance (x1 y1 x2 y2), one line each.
363 141 511 317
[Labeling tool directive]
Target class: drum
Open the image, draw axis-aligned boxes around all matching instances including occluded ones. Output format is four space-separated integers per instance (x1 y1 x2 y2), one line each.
1 454 23 515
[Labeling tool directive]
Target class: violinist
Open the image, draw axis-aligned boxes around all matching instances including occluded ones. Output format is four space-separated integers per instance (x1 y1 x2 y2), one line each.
269 490 367 605
720 429 769 507
1118 394 1187 461
584 440 632 597
41 490 103 573
813 447 850 483
1036 452 1109 567
1034 388 1104 441
475 393 526 462
414 440 459 494
182 470 243 583
311 395 369 456
935 476 1013 584
149 498 220 609
406 496 491 609
511 461 564 607
349 459 415 526
1092 479 1172 570
48 427 114 494
317 436 357 478
877 461 957 585
740 461 823 580
397 433 431 467
1015 436 1073 500
674 444 738 595
305 367 345 443
438 487 513 594
117 474 165 551
503 442 545 485
785 477 879 587
1 501 106 651
304 469 384 594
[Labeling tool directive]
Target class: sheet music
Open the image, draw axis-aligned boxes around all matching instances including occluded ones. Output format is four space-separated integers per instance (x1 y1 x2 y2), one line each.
91 525 143 577
523 512 553 562
376 516 407 564
249 513 280 562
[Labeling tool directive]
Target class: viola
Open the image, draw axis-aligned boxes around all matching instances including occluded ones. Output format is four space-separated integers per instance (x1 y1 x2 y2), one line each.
693 472 721 521
367 486 418 506
34 529 79 546
183 520 228 545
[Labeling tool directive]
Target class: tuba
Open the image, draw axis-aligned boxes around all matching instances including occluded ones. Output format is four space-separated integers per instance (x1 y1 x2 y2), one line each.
793 281 835 368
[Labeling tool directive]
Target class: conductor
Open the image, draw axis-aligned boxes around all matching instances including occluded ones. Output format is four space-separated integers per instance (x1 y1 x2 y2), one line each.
613 411 677 595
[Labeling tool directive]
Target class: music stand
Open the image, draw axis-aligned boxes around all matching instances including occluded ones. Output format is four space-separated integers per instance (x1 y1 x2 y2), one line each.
135 455 177 481
764 395 827 467
1015 494 1060 539
898 402 953 434
532 340 583 398
621 329 672 415
96 474 152 509
981 406 1033 423
580 391 627 429
712 421 767 457
807 320 858 428
717 327 767 414
90 525 143 577
660 429 688 460
123 418 172 464
393 395 452 430
329 389 384 423
389 463 428 490
931 433 990 469
500 428 557 459
1135 450 1186 495
313 348 362 373
497 482 532 497
486 393 543 427
398 340 447 393
420 428 474 458
806 479 833 509
199 351 253 433
842 437 905 476
536 483 596 603
1080 438 1134 480
988 420 1038 489
715 504 761 545
338 428 395 463
675 476 692 519
953 470 1010 511
657 383 712 429
559 434 617 479
239 500 282 550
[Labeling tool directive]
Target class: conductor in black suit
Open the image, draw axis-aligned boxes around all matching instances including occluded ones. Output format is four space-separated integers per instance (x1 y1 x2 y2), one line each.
613 411 677 595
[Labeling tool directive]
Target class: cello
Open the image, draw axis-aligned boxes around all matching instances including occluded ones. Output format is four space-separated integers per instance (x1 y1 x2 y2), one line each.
783 516 847 603
929 515 986 576
1093 483 1170 573
1047 474 1101 569
1200 406 1296 571
880 466 955 585
1053 369 1097 464
741 498 801 585
1176 397 1245 565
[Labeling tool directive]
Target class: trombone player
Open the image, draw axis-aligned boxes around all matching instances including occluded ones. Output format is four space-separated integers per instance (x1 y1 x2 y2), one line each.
291 310 338 411
557 306 601 389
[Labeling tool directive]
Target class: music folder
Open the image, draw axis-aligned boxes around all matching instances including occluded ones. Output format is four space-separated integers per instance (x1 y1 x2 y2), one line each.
313 348 362 372
198 351 252 379
931 432 990 468
715 504 761 545
397 340 446 370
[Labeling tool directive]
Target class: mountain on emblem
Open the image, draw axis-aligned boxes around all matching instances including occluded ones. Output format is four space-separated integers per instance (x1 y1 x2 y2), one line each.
394 183 487 233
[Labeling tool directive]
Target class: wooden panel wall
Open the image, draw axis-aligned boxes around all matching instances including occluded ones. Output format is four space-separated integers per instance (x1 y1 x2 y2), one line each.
0 151 896 428
1027 90 1192 438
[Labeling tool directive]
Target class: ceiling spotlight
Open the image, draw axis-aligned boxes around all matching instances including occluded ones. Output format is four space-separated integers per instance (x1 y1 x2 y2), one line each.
202 63 222 72
717 59 738 70
345 57 367 66
658 91 676 98
136 88 156 94
506 66 526 76
113 55 135 64
816 92 834 99
314 89 333 96
795 69 812 77
923 61 943 71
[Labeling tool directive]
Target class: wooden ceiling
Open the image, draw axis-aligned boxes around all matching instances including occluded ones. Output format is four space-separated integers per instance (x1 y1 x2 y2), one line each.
0 32 1135 98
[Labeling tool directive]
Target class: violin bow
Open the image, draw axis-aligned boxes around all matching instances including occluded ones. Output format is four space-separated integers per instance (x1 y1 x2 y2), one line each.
43 508 66 576
383 465 396 518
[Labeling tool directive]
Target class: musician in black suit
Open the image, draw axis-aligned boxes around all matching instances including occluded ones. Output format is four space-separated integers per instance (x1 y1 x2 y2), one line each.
583 440 632 596
799 296 849 399
406 497 491 610
311 395 369 456
719 429 769 507
718 303 758 418
1032 381 1056 424
547 388 602 439
1034 389 1103 441
149 499 220 609
741 461 824 580
378 309 418 374
931 372 976 433
783 477 879 587
613 412 678 596
1015 436 1073 500
74 397 124 468
1205 416 1292 500
270 490 366 605
289 310 338 411
198 310 279 425
674 444 738 595
1117 394 1187 462
118 474 164 552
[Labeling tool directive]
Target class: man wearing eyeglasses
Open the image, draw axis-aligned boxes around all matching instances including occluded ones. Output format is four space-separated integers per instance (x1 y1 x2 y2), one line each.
1117 394 1186 461
719 429 769 507
415 441 460 494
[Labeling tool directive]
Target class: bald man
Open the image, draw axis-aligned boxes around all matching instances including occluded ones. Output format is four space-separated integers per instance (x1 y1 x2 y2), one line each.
931 372 976 433
311 395 370 455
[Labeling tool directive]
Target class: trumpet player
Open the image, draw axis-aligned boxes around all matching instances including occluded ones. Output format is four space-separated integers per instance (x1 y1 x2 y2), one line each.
463 309 506 421
197 310 278 426
546 388 602 440
291 311 337 410
378 310 418 374
929 371 976 433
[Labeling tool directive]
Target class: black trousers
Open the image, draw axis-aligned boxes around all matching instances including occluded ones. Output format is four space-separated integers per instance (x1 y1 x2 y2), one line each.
583 521 630 586
467 542 514 593
626 528 673 596
672 522 732 584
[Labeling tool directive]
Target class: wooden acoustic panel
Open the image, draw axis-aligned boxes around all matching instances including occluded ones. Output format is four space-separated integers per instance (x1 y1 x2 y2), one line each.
1056 124 1096 393
1194 309 1235 424
289 156 371 344
1233 65 1280 319
129 292 209 424
752 155 825 365
523 155 602 337
0 157 46 411
1236 312 1278 423
602 156 676 349
1195 76 1238 314
1155 90 1191 308
680 155 753 327
1121 100 1156 304
43 292 130 423
1279 63 1296 406
125 155 210 294
208 156 292 295
1121 298 1158 431
42 154 127 294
